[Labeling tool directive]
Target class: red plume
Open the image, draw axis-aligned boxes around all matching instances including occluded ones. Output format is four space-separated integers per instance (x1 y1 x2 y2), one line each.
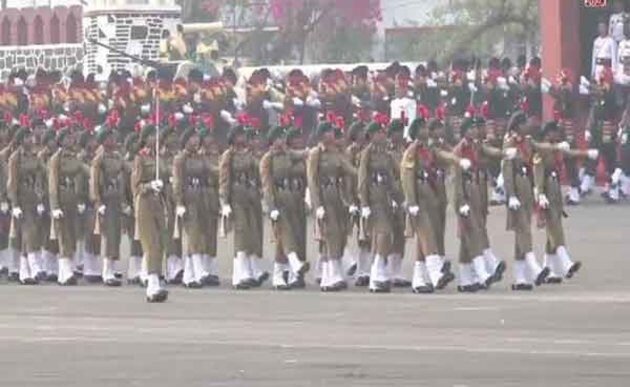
325 111 336 124
106 110 120 128
167 114 177 129
520 98 530 114
3 112 13 124
599 67 614 85
553 109 561 122
19 114 30 128
374 112 390 126
134 120 146 133
435 105 446 121
416 104 431 120
201 114 214 130
280 112 293 127
464 104 476 118
480 101 490 119
335 116 346 131
249 116 262 129
237 113 251 126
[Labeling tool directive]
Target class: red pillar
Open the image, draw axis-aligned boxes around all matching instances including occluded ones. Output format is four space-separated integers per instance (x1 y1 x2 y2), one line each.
539 0 581 121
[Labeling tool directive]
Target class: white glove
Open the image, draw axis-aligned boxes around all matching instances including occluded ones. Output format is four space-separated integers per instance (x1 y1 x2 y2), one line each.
316 206 326 220
11 207 22 219
122 205 132 216
497 77 509 90
174 112 184 121
391 200 399 209
52 209 64 219
220 110 237 126
221 204 232 217
361 206 371 219
426 79 437 88
587 149 599 160
622 132 628 144
98 103 107 115
612 168 623 185
556 141 570 152
459 158 472 171
292 97 305 107
98 205 107 215
508 196 521 210
269 209 280 221
541 78 552 94
584 130 592 143
580 76 590 88
468 82 477 93
508 76 517 85
440 89 448 98
150 179 163 193
504 147 518 160
262 100 273 110
348 205 359 215
0 201 8 214
304 188 312 209
176 205 186 217
77 203 86 214
36 204 45 216
466 70 476 81
408 205 420 216
579 84 590 95
182 104 194 114
538 194 550 209
459 204 470 217
140 103 151 115
306 96 321 108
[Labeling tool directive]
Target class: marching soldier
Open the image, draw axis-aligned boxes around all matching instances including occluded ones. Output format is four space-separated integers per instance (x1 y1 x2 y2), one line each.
535 121 599 283
76 130 101 283
401 118 468 293
0 123 19 281
358 121 400 293
452 118 508 292
172 127 212 288
90 127 127 287
131 125 168 302
8 128 46 284
219 124 268 289
387 118 411 287
37 129 59 282
49 129 88 286
199 121 221 286
260 126 310 290
343 120 371 286
307 121 356 292
122 132 144 285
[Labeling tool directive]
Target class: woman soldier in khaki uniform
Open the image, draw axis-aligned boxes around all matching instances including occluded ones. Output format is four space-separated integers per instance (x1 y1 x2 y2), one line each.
502 112 566 291
172 127 212 288
260 126 309 290
358 121 400 293
122 132 144 285
90 127 127 287
0 123 15 279
76 130 101 283
452 117 509 292
8 128 46 284
401 118 468 293
534 121 598 283
307 122 356 292
387 119 411 287
343 121 371 287
160 125 184 285
249 128 268 284
1 125 20 281
131 125 168 302
49 129 88 286
199 124 220 286
286 128 308 287
220 125 268 289
37 129 59 282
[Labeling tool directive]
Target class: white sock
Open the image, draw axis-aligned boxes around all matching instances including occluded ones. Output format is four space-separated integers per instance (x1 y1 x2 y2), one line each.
57 258 74 283
425 254 444 287
412 261 429 288
472 255 492 283
192 254 209 283
387 254 404 281
524 252 542 282
146 274 161 296
183 256 195 285
483 248 500 273
27 252 42 277
458 263 475 287
272 262 289 287
248 255 265 279
357 248 372 277
19 256 32 282
102 258 116 281
513 260 529 285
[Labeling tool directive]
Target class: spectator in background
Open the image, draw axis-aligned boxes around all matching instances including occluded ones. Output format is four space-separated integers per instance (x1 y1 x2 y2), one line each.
609 0 628 45
592 20 617 79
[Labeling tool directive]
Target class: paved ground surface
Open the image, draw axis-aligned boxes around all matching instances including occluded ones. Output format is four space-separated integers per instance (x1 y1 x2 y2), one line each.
1 195 629 387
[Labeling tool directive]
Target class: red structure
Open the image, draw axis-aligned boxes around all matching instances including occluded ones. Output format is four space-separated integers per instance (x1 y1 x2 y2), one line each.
0 5 82 46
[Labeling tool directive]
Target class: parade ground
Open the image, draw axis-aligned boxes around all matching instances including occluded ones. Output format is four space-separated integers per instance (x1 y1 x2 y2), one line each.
1 197 629 387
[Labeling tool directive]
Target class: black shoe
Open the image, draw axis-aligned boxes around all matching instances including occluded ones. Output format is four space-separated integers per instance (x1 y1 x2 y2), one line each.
321 281 347 292
354 275 370 287
566 261 582 279
167 270 183 285
73 271 84 279
274 283 291 291
369 282 391 293
511 283 533 291
298 261 311 276
8 272 19 282
441 260 452 274
251 272 270 288
104 278 122 287
146 289 169 303
84 275 103 284
544 276 563 284
203 275 221 287
59 276 78 286
127 276 141 285
184 281 203 289
458 284 478 293
45 274 58 282
289 276 306 289
565 197 579 206
20 277 38 285
346 262 357 276
0 267 7 277
114 272 123 280
535 267 550 286
435 272 454 290
492 261 506 283
234 280 251 290
412 284 434 294
392 278 412 288
315 277 321 285
35 271 47 282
